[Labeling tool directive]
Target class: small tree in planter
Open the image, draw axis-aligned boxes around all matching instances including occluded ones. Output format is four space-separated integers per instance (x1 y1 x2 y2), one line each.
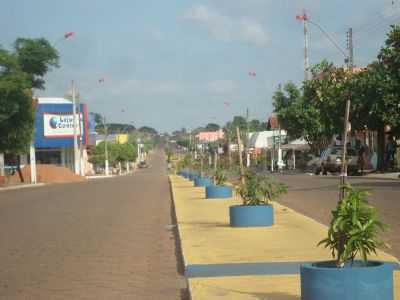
214 168 227 186
177 154 193 177
229 171 287 227
206 168 232 199
300 184 393 300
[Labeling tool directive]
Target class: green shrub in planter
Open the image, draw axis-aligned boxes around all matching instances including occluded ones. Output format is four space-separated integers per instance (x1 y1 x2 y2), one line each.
318 184 387 267
229 171 287 227
214 168 227 186
235 170 287 206
300 184 393 300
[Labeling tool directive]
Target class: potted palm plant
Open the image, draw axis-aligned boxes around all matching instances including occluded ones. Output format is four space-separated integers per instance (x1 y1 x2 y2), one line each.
205 168 233 199
300 184 393 300
193 154 213 187
229 170 287 227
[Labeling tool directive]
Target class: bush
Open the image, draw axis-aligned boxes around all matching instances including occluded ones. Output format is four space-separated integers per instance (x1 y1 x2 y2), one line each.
214 168 227 186
318 184 388 267
235 170 287 206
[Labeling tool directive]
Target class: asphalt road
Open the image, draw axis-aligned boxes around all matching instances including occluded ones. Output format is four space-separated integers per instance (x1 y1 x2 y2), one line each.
0 150 187 300
275 174 400 260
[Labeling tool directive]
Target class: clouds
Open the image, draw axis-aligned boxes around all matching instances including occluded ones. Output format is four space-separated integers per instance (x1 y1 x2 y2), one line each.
184 4 269 47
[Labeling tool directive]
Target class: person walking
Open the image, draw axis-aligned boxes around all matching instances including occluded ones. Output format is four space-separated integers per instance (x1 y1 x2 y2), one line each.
385 136 398 170
357 144 366 175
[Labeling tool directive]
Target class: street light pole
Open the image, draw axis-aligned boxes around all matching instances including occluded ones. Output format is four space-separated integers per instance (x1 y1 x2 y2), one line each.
72 80 80 175
104 115 109 176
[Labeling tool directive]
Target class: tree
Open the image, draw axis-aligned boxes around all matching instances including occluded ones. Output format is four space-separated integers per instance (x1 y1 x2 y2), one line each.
90 142 137 166
205 123 220 131
138 126 158 136
248 119 262 132
348 26 400 169
273 61 353 154
0 48 34 155
0 38 59 181
14 38 59 89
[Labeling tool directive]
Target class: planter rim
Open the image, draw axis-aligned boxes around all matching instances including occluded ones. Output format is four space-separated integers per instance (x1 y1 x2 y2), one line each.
302 260 386 270
230 204 273 208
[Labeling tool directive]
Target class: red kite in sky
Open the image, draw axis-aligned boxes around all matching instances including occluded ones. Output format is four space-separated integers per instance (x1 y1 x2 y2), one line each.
64 32 75 39
248 71 257 77
296 10 309 21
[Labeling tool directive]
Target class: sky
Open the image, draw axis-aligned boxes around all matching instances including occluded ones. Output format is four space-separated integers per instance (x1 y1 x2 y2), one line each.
1 0 400 133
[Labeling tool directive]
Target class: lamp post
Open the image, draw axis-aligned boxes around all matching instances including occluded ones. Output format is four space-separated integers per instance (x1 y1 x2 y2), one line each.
71 80 80 175
103 115 109 176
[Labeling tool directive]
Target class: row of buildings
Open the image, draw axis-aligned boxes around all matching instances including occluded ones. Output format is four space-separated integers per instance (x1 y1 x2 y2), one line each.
0 97 133 182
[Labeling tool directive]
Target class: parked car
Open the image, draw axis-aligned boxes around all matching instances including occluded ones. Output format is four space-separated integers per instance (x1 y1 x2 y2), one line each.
138 161 148 168
311 146 359 175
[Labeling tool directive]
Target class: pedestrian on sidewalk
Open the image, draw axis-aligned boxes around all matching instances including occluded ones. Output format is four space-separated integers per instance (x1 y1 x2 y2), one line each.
385 135 398 170
357 144 366 175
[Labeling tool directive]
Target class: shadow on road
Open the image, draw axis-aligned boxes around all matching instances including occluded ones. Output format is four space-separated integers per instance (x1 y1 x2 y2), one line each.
169 179 191 300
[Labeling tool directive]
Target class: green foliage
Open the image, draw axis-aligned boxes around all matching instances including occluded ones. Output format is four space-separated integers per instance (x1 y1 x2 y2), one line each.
205 123 220 131
236 170 287 206
14 38 59 89
165 147 173 163
138 126 158 136
214 168 227 186
96 123 135 134
0 37 59 154
176 139 190 149
90 142 137 166
318 185 387 267
273 61 350 154
176 153 193 172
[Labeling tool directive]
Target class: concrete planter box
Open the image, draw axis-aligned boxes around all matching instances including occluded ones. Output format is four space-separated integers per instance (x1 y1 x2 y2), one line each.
300 260 393 300
194 176 213 187
205 185 233 199
229 204 274 227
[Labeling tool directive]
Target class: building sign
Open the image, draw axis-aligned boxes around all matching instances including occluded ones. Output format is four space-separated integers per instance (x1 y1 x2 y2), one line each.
43 113 83 138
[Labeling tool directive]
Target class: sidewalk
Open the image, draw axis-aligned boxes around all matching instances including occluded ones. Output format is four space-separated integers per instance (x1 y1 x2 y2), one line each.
363 172 400 180
169 175 400 300
0 183 45 192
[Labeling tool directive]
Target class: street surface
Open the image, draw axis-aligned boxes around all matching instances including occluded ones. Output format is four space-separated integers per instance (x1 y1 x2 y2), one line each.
0 150 187 300
275 174 400 260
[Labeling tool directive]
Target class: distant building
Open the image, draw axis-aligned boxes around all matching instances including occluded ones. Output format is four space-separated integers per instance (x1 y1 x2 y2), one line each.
33 97 90 171
196 129 224 143
95 133 129 145
248 130 287 150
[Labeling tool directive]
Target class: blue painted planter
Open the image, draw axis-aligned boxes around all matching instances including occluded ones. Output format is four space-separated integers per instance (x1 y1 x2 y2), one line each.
229 204 274 227
194 176 213 187
181 171 190 178
188 173 197 180
300 260 393 300
206 185 233 199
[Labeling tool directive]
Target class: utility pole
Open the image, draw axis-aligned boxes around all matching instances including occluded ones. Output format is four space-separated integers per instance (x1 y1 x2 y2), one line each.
339 28 353 201
236 127 245 184
296 11 310 81
72 81 80 175
304 16 310 81
246 108 250 168
76 94 84 176
104 116 109 176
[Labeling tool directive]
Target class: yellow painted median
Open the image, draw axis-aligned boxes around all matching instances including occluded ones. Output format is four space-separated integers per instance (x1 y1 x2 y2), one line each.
169 175 400 300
